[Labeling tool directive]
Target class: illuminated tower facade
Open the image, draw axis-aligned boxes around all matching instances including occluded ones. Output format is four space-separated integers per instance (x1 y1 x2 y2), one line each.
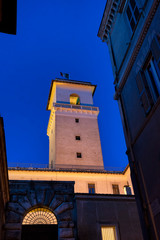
47 78 104 170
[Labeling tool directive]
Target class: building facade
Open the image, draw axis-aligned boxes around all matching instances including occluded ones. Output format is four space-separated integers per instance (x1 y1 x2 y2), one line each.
4 78 143 240
98 0 160 239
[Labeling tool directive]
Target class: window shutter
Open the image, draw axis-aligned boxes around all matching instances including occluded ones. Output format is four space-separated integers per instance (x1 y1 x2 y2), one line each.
136 71 153 114
150 35 160 69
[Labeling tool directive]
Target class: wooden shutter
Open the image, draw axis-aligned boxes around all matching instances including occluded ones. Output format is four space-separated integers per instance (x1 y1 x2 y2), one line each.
136 71 153 114
150 35 160 70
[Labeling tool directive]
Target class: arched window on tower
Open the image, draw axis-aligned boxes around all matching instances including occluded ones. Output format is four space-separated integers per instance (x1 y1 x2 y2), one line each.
70 93 80 105
21 207 58 240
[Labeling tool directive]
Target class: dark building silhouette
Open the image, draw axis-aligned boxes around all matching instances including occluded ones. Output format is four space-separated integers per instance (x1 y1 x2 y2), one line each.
98 0 160 239
0 117 9 239
0 0 17 34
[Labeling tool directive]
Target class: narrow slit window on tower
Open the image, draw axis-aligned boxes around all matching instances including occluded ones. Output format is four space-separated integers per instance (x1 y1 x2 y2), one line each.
75 136 81 140
75 118 79 123
76 152 82 158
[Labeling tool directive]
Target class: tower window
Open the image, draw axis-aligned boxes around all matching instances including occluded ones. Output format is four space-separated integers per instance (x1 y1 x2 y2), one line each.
75 118 79 123
75 136 81 140
76 152 82 158
70 93 80 105
88 184 95 194
112 184 120 194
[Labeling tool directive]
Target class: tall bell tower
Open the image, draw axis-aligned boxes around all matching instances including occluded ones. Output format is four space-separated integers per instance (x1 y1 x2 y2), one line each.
47 78 104 170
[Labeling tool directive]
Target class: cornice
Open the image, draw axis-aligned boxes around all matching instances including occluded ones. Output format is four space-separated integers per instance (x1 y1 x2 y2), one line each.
98 0 120 41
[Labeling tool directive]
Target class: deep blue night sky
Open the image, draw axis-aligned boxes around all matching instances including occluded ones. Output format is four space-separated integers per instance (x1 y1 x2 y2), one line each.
0 0 128 170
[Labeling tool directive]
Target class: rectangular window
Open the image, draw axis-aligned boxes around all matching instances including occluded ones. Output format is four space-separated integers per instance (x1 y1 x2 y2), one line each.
88 184 95 194
144 56 160 102
124 185 132 195
75 118 79 123
136 37 160 115
101 226 117 240
76 152 82 158
126 0 140 32
75 136 81 140
112 184 120 194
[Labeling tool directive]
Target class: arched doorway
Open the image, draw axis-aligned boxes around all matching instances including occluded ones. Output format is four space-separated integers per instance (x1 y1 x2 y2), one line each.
21 207 58 240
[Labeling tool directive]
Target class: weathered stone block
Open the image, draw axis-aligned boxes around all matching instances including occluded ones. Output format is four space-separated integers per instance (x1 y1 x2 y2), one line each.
28 190 37 206
6 211 21 223
4 223 21 230
54 202 73 215
5 230 21 240
18 196 31 210
59 221 69 228
36 189 45 205
59 228 73 238
7 203 25 215
44 189 54 206
58 210 72 221
10 195 18 202
49 197 63 210
59 221 74 228
10 189 27 195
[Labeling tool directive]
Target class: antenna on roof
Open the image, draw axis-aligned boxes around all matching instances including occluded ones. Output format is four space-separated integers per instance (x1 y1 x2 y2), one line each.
60 72 70 79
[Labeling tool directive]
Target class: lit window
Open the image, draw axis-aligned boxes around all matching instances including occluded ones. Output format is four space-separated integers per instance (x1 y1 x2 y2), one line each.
126 0 140 32
124 185 132 195
75 136 81 140
76 152 82 158
88 184 95 194
112 184 120 194
75 118 79 123
70 93 80 105
101 226 117 240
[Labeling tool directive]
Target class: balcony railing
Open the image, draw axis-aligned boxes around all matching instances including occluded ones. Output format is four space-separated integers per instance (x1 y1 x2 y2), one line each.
8 162 125 173
53 103 99 112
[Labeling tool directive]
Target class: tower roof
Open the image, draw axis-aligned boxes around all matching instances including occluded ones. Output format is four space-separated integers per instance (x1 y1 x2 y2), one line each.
46 78 96 110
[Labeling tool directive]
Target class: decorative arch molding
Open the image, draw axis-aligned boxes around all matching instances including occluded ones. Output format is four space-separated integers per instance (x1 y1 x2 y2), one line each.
5 181 75 240
22 207 57 225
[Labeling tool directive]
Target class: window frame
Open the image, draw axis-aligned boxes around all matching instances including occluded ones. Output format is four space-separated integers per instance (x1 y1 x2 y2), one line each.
125 0 140 32
76 152 82 158
112 184 120 195
101 225 118 240
143 54 160 102
75 136 81 141
88 183 95 194
124 185 132 195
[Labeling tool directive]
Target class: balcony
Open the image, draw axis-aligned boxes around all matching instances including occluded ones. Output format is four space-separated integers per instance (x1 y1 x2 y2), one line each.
53 103 99 112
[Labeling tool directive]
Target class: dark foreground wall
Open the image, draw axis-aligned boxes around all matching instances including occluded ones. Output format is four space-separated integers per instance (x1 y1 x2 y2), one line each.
75 194 143 240
0 117 9 240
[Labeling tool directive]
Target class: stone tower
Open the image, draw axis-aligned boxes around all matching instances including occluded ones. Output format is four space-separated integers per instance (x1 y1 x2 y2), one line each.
47 78 104 170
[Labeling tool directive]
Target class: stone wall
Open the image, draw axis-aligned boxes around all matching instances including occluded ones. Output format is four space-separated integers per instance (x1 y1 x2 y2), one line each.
5 181 76 240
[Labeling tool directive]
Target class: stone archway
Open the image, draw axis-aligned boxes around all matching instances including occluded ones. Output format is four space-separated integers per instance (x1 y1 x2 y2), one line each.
5 181 75 240
21 207 58 240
